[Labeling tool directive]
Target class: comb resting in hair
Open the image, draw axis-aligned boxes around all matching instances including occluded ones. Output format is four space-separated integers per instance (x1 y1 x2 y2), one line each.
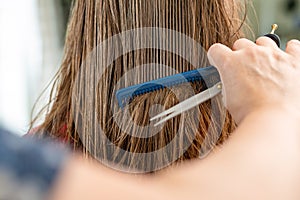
116 66 220 108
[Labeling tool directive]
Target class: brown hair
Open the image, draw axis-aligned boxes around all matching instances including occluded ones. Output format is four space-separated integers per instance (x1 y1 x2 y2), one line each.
32 0 248 172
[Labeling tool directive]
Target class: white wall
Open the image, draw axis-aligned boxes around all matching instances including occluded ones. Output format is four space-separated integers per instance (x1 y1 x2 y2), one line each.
0 0 62 135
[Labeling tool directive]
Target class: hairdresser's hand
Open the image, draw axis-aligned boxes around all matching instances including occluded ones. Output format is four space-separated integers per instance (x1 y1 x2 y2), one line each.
207 38 300 124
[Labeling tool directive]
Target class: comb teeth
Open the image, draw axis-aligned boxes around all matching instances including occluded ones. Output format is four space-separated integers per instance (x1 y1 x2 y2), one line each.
116 66 220 108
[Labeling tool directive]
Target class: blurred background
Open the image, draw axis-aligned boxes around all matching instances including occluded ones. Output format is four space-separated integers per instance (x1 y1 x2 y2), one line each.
0 0 299 135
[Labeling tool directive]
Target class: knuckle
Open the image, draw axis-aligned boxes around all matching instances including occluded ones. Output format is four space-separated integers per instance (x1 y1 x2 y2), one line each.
233 38 248 49
238 38 249 43
288 39 300 45
207 43 223 57
209 43 222 52
255 36 265 43
287 39 300 48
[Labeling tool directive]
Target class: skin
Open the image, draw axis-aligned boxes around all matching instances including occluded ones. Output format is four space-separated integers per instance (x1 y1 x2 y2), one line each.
49 38 300 200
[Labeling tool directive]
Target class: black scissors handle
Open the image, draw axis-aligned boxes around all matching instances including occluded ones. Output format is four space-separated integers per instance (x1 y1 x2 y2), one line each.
263 24 281 48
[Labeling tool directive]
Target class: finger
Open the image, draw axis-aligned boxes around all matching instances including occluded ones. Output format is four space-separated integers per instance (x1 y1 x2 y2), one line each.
232 38 255 51
207 43 232 71
255 36 278 48
285 39 300 57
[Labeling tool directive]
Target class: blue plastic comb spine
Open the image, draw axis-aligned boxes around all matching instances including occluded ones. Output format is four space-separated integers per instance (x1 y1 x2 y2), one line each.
116 66 219 108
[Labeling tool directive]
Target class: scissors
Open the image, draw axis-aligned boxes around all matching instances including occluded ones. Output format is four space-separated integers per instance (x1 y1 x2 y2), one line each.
150 24 280 127
150 81 222 126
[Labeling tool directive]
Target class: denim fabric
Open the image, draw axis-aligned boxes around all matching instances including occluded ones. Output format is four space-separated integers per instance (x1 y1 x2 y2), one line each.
0 128 69 200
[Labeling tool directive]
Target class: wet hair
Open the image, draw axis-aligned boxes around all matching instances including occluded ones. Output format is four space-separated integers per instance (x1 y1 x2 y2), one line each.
31 0 248 172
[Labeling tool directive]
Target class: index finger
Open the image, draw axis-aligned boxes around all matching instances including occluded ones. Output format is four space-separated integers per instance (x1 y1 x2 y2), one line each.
207 43 232 72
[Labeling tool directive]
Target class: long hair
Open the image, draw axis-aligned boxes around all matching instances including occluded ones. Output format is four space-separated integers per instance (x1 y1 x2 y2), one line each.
31 0 248 172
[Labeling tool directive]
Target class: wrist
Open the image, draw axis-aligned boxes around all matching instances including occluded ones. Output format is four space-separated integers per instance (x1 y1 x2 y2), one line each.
236 103 300 144
237 103 300 126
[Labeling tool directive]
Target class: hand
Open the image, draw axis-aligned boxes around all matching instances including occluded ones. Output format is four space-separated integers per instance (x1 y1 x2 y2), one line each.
207 38 300 124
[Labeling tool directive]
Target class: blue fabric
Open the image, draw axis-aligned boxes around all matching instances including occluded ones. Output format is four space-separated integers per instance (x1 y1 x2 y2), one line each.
0 128 69 200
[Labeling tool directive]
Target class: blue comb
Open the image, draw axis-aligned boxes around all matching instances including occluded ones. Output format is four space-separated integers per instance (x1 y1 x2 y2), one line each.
116 66 220 108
